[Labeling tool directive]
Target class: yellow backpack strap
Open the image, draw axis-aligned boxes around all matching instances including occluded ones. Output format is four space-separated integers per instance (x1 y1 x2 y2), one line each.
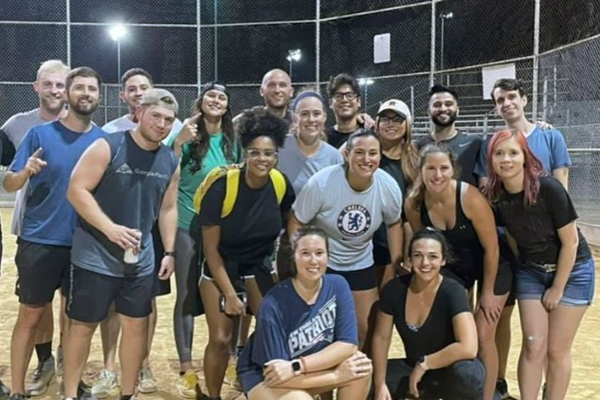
222 168 241 218
269 169 286 204
193 166 229 214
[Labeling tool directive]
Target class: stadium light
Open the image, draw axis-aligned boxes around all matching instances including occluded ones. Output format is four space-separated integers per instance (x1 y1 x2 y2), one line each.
286 49 302 80
358 78 374 86
440 11 454 81
358 78 375 112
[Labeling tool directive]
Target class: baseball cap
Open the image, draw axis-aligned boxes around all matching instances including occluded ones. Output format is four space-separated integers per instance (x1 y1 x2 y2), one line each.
377 99 411 122
140 89 179 115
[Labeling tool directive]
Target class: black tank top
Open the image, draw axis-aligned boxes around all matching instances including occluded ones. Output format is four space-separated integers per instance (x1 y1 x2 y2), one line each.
420 181 484 288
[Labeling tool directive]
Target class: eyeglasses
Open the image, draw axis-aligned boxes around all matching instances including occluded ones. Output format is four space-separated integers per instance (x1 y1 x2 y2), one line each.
379 116 406 124
332 92 358 101
246 149 278 159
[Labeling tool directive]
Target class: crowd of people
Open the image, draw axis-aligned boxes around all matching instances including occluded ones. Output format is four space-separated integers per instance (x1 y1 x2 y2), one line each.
0 59 595 400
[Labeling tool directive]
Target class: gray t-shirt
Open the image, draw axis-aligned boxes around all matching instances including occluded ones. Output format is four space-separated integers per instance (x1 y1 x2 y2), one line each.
1 108 50 236
277 134 343 195
293 164 403 271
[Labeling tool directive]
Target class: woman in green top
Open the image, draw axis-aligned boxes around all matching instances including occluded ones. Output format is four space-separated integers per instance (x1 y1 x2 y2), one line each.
168 82 240 398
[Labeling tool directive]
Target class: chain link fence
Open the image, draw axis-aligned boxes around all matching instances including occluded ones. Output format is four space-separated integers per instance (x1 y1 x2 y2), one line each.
1 0 599 230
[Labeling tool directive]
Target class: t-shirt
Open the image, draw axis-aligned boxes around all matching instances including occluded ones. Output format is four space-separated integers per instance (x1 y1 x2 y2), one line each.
475 126 571 178
176 133 239 230
326 126 360 149
1 108 54 236
416 131 483 186
373 154 409 249
493 176 591 265
71 131 179 277
379 275 471 365
9 121 106 246
103 114 183 135
293 164 403 271
198 168 295 264
237 274 358 394
277 134 343 195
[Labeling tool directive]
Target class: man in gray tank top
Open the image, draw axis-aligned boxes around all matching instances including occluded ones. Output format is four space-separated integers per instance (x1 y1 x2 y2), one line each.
62 89 180 400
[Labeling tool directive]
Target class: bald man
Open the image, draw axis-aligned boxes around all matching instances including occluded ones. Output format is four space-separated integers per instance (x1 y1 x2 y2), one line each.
234 69 294 124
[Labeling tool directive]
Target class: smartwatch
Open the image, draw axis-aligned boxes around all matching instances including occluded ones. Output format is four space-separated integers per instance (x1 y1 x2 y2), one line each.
417 355 429 371
291 359 302 376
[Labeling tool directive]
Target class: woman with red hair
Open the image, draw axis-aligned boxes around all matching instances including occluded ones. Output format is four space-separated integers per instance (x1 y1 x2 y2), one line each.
484 129 595 400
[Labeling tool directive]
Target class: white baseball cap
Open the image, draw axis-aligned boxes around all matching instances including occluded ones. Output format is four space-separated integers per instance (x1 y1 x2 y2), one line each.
377 99 412 122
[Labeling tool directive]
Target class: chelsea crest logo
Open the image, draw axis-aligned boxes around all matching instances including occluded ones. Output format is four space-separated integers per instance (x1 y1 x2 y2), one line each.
337 205 371 237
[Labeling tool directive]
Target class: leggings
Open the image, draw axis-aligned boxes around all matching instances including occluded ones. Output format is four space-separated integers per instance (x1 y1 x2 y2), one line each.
173 227 203 364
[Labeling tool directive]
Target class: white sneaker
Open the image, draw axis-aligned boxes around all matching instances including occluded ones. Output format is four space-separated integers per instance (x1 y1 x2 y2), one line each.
91 370 119 399
137 366 158 394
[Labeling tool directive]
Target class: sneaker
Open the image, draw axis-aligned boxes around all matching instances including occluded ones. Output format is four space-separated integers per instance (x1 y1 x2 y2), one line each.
8 395 26 400
137 366 158 394
56 346 64 377
91 370 119 399
0 379 10 400
176 370 200 399
224 362 242 391
60 379 97 400
495 378 509 400
542 382 548 400
25 356 56 396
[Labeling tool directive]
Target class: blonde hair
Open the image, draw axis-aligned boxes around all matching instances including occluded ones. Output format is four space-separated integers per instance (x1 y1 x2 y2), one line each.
37 60 69 81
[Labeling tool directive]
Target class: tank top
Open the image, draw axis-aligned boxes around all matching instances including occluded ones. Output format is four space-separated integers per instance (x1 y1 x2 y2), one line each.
420 181 484 288
71 130 179 277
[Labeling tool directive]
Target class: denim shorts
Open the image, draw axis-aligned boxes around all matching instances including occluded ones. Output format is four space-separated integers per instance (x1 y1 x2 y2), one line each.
515 258 596 306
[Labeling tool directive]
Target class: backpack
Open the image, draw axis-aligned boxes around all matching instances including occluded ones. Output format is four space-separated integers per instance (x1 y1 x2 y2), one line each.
194 165 287 218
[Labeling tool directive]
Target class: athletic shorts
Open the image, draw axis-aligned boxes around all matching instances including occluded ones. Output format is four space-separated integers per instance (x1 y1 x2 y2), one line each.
67 264 154 323
14 238 70 305
152 223 171 297
372 243 391 266
516 258 595 307
442 255 513 298
201 256 276 297
326 265 378 291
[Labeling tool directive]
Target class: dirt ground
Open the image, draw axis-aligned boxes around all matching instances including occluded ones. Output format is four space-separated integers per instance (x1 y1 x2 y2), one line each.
0 209 598 400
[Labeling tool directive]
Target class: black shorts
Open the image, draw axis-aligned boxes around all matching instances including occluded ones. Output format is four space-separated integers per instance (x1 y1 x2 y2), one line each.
152 223 171 297
14 239 70 305
202 257 276 297
373 243 391 266
326 265 378 291
67 265 154 323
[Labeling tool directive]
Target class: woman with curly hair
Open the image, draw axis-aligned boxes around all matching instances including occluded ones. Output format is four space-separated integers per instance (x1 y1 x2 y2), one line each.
197 108 295 400
166 82 240 397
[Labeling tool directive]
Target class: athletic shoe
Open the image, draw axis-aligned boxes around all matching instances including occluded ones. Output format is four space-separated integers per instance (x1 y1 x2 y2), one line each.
542 382 548 400
224 362 242 391
137 366 158 394
8 394 26 400
59 379 97 400
0 379 10 400
176 370 200 399
56 346 64 377
91 370 119 399
495 378 509 400
25 356 56 396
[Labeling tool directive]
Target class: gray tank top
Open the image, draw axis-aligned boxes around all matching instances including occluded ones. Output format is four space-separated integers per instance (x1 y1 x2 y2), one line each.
71 130 178 277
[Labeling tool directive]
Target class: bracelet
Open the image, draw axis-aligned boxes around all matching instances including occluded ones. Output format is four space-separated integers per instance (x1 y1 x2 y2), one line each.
164 251 178 258
300 356 308 374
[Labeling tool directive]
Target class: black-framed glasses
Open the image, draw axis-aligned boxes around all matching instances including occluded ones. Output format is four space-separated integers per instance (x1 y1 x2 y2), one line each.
332 92 358 101
379 116 406 124
246 149 278 159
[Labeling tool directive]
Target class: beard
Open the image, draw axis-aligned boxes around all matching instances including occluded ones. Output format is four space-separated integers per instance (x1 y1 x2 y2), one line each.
40 95 66 114
68 96 99 116
431 111 457 127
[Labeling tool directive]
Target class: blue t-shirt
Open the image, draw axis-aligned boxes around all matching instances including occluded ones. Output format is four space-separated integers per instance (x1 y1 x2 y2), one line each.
9 121 106 246
237 274 358 394
475 126 571 177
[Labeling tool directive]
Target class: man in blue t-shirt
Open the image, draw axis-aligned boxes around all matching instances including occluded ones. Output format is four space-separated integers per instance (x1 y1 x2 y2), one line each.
476 78 571 189
3 66 105 400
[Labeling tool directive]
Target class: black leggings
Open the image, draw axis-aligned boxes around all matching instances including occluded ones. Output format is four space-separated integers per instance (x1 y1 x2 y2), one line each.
383 358 485 400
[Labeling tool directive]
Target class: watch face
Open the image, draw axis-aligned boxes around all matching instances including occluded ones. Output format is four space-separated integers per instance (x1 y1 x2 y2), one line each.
292 360 301 372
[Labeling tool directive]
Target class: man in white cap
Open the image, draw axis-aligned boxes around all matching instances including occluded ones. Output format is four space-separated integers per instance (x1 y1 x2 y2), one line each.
62 88 180 400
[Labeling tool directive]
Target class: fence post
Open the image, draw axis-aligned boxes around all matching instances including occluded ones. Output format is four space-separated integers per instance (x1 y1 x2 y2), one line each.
66 0 71 67
430 0 436 88
197 0 201 93
315 0 321 86
532 0 541 119
410 85 415 117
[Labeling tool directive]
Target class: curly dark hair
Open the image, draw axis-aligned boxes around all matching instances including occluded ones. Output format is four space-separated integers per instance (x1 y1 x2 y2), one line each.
188 82 239 173
238 108 288 150
326 73 361 99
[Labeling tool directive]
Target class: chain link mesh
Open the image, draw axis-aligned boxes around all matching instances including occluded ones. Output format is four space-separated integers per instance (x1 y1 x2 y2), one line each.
0 0 599 226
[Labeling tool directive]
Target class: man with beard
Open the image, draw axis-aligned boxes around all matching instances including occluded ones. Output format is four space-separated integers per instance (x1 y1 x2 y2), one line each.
103 68 182 134
3 67 105 400
63 89 179 400
326 73 375 149
0 59 69 398
416 84 483 186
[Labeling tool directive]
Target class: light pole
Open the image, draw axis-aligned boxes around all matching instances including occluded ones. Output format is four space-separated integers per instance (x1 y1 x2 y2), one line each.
286 49 302 81
358 78 374 113
109 23 127 115
440 11 453 83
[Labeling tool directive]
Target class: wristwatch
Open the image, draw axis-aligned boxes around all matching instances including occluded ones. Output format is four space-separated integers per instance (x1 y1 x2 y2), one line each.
164 251 178 259
417 355 429 371
291 359 302 376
